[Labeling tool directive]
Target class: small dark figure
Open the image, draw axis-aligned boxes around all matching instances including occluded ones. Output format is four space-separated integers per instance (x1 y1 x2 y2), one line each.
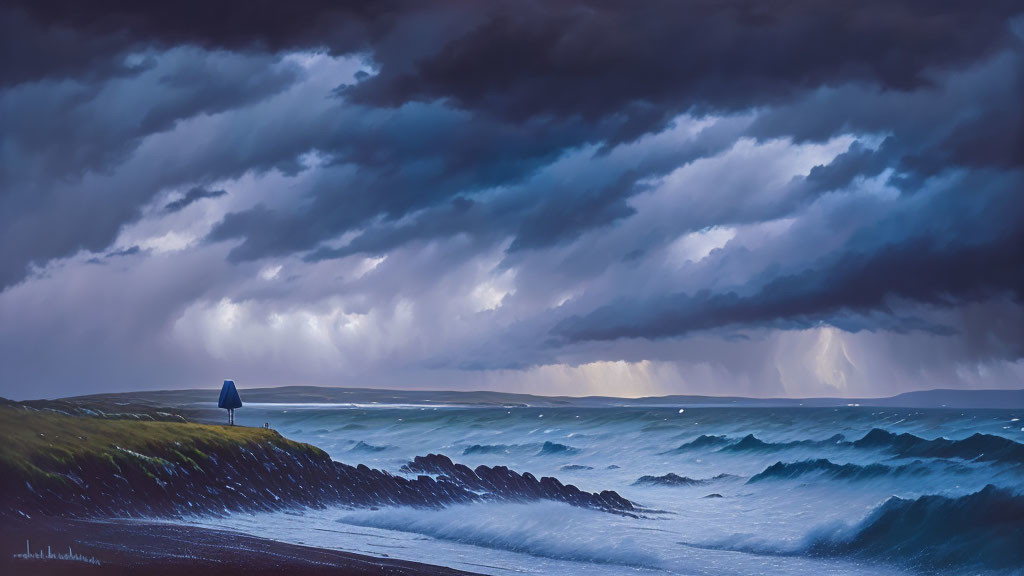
218 379 242 425
264 422 269 429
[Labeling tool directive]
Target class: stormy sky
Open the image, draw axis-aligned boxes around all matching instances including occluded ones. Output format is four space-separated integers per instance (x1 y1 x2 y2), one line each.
2 1 1022 400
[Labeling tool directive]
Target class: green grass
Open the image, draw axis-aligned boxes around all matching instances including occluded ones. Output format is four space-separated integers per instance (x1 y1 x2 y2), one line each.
0 404 327 484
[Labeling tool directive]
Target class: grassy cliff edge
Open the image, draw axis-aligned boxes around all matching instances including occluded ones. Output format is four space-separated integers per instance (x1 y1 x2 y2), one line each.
0 403 338 518
0 403 325 480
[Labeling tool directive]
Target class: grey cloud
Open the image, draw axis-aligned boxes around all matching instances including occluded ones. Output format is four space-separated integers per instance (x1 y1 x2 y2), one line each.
2 1 1022 398
0 1 384 87
801 140 892 196
0 49 304 288
106 245 142 258
552 175 1024 347
350 1 1023 134
163 187 228 213
748 46 1024 174
303 114 754 263
208 106 617 262
7 1 1022 289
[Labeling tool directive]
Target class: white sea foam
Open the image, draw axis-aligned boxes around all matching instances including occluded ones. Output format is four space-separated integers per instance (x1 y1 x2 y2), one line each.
338 502 659 568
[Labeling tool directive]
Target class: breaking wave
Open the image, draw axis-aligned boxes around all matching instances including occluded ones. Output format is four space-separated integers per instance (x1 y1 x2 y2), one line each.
747 458 945 483
560 464 594 471
853 428 1024 465
336 501 663 569
807 485 1024 570
678 428 1024 465
666 434 731 452
633 472 735 487
462 442 584 457
463 443 516 455
536 441 580 456
348 441 393 453
718 433 846 453
690 485 1024 571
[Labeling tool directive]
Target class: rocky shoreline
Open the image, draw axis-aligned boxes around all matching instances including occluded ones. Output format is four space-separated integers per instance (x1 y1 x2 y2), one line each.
1 405 636 519
1 400 639 573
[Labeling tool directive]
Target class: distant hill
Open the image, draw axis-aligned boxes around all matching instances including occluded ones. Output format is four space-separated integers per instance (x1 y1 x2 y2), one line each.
60 386 1024 410
864 388 1024 409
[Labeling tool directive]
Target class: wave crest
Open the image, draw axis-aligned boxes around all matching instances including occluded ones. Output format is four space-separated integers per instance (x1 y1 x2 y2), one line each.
463 443 514 455
666 434 731 452
853 428 1024 465
807 485 1024 570
718 433 846 453
747 458 941 483
337 502 662 569
348 441 392 453
537 441 580 456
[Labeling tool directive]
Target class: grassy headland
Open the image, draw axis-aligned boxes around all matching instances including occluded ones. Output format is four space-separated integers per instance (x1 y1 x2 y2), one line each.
0 401 344 519
0 402 325 484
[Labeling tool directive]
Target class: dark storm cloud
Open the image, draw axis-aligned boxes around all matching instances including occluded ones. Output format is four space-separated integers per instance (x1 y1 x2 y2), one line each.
304 196 497 262
208 108 605 262
2 50 301 185
10 1 1020 133
0 0 387 87
163 187 228 213
349 1 1023 131
0 48 304 288
4 0 1020 286
553 174 1024 347
302 113 753 262
748 45 1024 175
801 140 892 195
199 0 1021 269
2 0 1023 397
535 26 1024 349
507 174 639 252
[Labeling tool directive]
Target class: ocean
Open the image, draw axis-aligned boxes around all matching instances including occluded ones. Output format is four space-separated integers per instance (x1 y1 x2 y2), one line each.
175 404 1024 575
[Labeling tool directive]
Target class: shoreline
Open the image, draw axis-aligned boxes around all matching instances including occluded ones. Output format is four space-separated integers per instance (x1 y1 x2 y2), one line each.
0 516 482 576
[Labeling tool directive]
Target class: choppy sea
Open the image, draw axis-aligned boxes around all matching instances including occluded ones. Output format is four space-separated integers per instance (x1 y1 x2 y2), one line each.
176 404 1024 575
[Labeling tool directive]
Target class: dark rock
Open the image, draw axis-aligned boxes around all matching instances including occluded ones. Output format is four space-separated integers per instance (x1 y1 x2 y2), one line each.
402 454 635 515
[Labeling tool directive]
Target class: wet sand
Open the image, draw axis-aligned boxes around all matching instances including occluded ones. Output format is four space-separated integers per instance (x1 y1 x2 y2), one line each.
0 516 480 575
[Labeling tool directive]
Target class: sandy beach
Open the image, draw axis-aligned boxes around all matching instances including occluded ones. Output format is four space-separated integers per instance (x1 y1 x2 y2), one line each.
1 516 479 576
